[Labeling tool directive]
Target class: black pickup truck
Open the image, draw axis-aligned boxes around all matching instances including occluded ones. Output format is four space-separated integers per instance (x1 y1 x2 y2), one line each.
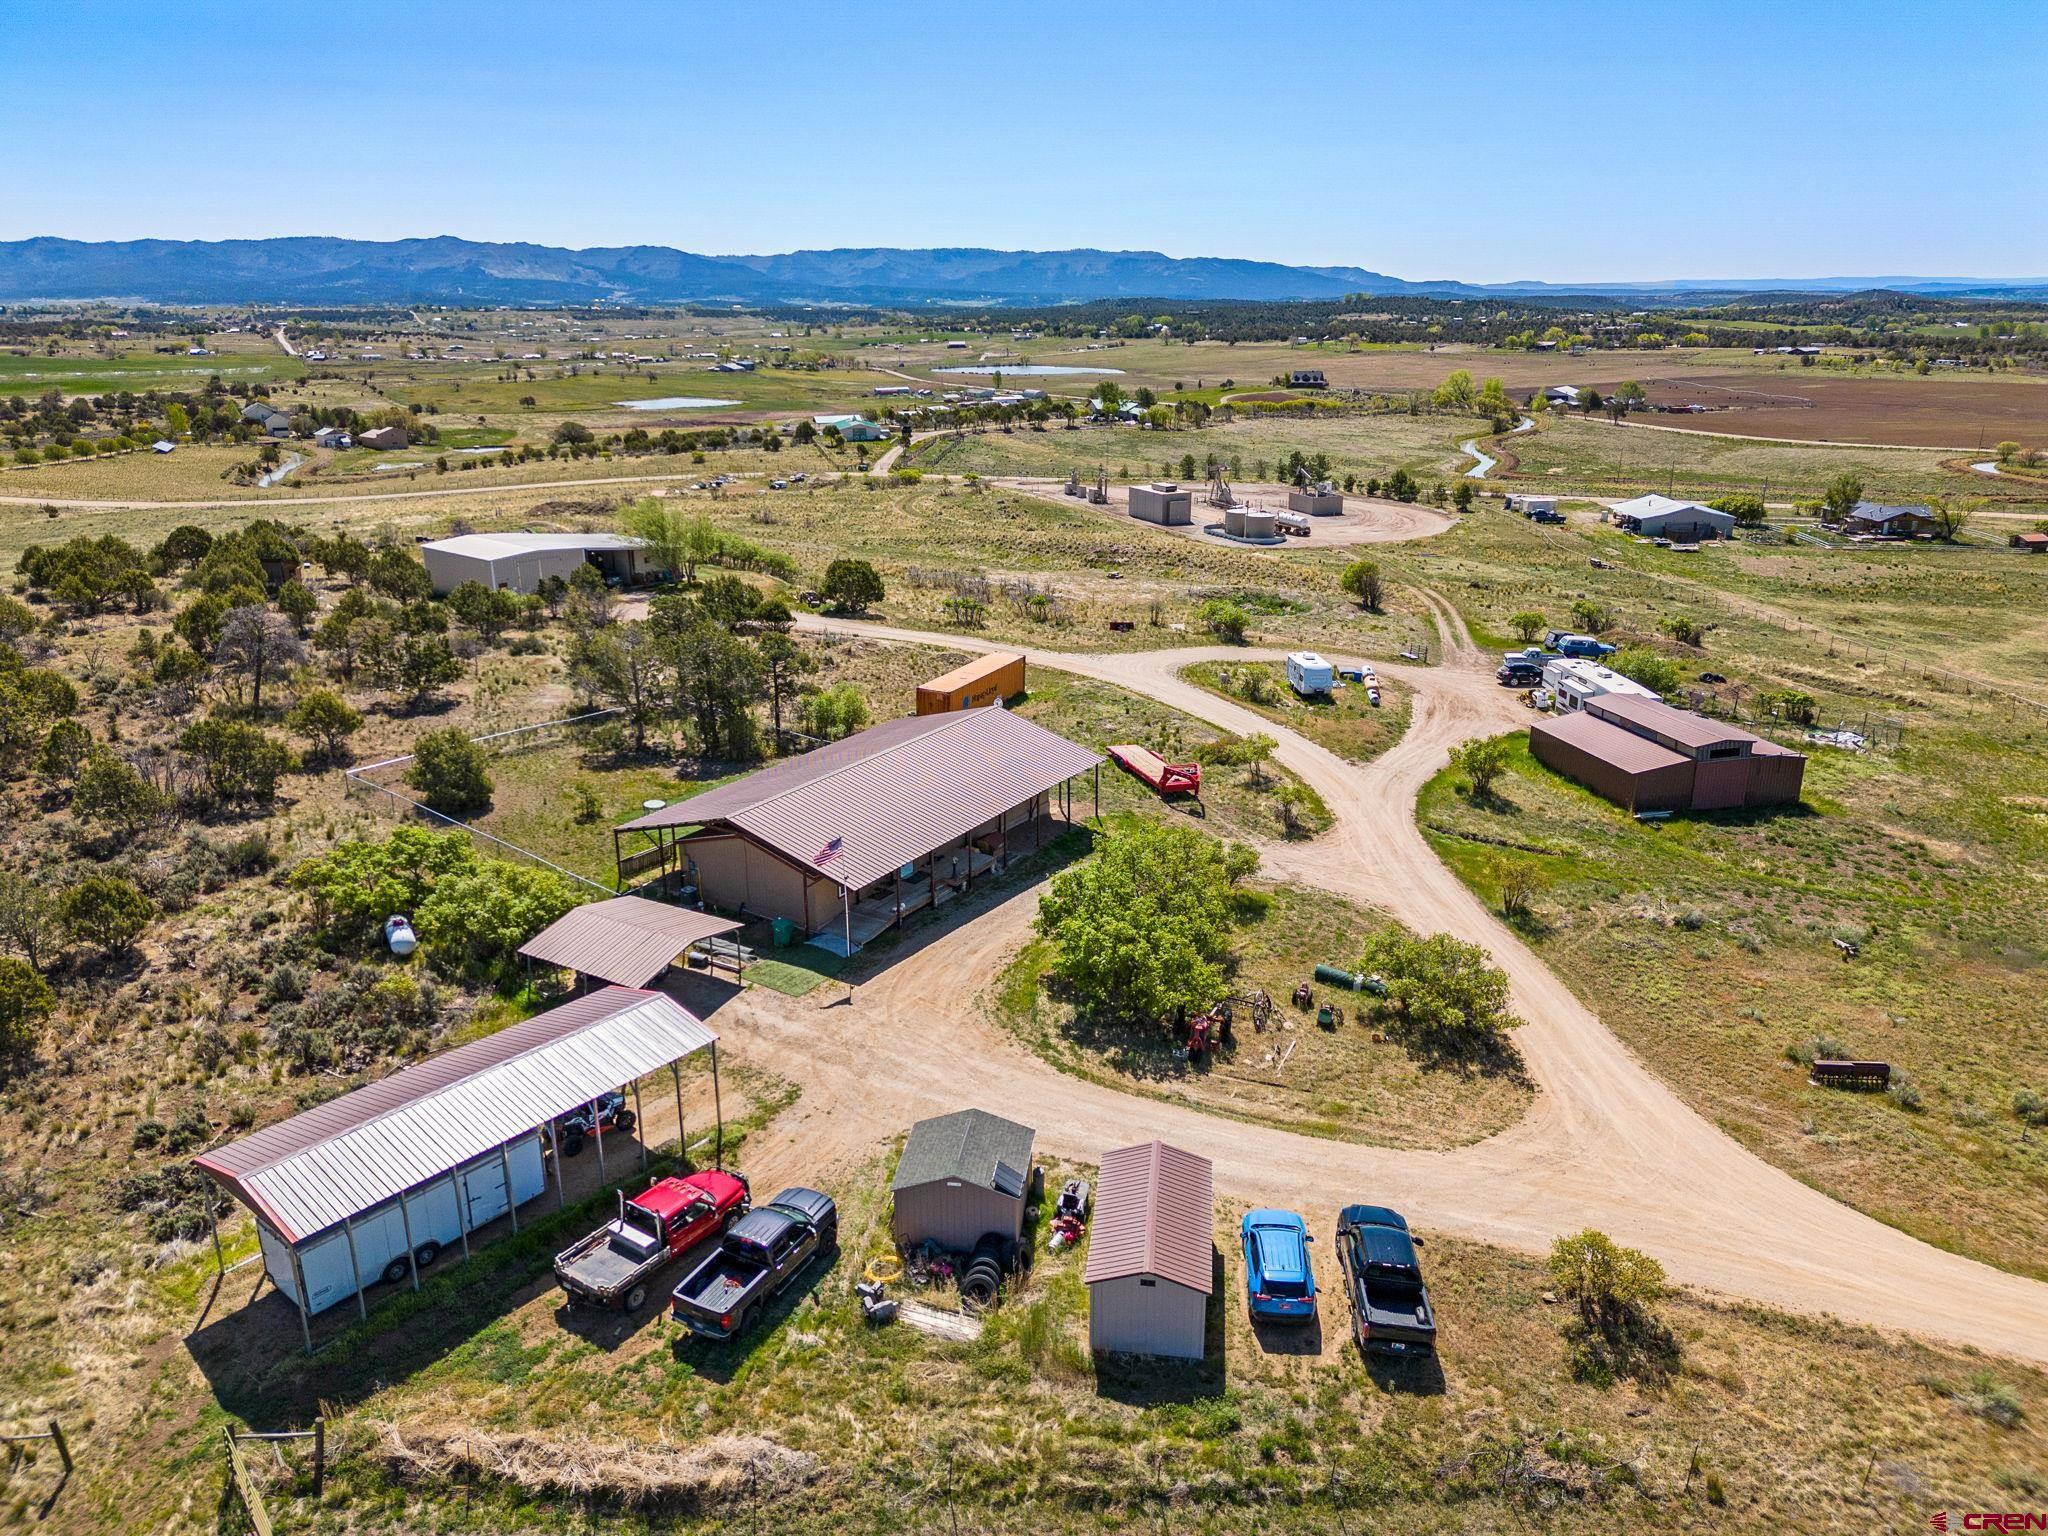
1336 1204 1437 1355
670 1186 836 1340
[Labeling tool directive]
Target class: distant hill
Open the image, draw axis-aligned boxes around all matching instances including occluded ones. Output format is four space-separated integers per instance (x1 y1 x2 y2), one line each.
1 236 2043 307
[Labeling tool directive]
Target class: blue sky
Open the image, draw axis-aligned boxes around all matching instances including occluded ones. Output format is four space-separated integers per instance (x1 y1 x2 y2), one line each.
3 0 2041 283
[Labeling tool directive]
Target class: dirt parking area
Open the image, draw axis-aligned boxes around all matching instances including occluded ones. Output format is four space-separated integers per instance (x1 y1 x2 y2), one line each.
1637 372 2048 448
1002 476 1454 549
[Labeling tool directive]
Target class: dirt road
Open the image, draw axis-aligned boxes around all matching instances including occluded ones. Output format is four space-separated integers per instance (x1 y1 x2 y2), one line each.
738 610 2048 1364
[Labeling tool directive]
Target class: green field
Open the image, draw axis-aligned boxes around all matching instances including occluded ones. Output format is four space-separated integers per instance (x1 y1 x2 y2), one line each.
1501 414 2019 501
374 359 895 420
0 345 303 394
904 411 1479 484
1420 717 2048 1279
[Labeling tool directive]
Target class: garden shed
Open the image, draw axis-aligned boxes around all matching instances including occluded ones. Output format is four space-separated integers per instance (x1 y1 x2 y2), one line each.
890 1109 1036 1249
1085 1140 1214 1361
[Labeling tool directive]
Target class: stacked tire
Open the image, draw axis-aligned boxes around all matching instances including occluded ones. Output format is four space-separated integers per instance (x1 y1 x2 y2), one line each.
960 1233 1007 1309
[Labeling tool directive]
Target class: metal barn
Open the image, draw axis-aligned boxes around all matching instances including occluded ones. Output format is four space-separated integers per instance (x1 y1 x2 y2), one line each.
194 987 721 1350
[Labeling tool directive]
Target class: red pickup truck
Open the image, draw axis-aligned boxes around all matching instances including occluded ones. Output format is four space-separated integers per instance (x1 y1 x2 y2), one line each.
553 1169 750 1312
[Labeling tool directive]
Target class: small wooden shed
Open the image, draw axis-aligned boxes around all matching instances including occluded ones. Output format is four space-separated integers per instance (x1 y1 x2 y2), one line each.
890 1109 1035 1250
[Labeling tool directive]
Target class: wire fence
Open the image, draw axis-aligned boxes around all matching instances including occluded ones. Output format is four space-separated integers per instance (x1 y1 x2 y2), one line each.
343 707 623 895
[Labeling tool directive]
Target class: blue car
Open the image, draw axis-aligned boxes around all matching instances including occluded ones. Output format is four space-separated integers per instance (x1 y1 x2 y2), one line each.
1240 1209 1317 1323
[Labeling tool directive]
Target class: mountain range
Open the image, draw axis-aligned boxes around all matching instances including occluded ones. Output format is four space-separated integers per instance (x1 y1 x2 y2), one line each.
2 237 2043 307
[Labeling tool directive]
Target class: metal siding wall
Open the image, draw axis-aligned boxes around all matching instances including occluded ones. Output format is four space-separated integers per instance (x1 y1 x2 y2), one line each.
1089 1274 1206 1360
1635 762 1695 813
1691 758 1751 811
1746 753 1806 807
891 1183 1023 1249
423 549 490 595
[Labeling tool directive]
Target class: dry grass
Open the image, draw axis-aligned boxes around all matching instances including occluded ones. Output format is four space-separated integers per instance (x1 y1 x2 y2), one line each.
370 1422 822 1511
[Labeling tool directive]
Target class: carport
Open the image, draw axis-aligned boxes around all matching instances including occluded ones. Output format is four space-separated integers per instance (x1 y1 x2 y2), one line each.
518 896 745 989
194 987 724 1352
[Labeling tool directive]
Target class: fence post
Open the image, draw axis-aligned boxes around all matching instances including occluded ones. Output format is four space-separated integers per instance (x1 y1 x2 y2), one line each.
312 1419 324 1498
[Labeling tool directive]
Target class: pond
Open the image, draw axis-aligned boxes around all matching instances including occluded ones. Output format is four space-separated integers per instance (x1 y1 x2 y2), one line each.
930 365 1124 377
615 396 743 410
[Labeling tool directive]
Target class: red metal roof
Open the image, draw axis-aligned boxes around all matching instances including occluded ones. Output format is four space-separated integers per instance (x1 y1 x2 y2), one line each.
618 709 1101 892
1084 1140 1214 1294
518 896 741 988
1532 711 1690 775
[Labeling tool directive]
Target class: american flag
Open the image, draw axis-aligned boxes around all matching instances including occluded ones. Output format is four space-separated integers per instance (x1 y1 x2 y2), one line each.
813 836 844 866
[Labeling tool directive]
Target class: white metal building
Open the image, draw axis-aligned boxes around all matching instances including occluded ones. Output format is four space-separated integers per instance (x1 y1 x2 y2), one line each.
1609 494 1736 541
194 987 719 1349
419 532 652 595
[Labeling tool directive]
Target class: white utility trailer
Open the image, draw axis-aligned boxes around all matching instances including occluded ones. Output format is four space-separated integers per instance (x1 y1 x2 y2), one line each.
259 1133 547 1314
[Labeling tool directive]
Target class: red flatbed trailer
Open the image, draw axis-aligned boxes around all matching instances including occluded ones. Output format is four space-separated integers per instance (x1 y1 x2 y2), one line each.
1108 743 1201 797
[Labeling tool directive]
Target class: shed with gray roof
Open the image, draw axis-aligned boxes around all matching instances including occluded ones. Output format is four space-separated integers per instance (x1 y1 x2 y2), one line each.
891 1108 1036 1249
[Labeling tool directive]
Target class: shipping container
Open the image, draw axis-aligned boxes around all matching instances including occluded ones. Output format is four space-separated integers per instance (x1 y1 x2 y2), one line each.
915 652 1026 715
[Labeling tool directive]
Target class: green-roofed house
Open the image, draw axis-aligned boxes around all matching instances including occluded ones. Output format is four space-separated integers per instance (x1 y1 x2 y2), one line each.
890 1108 1036 1249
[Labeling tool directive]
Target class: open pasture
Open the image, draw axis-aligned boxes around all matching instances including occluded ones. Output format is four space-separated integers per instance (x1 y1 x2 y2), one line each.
1636 371 2048 449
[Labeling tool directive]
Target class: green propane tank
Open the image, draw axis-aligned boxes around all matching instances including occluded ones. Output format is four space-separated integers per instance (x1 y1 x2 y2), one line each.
1313 963 1361 990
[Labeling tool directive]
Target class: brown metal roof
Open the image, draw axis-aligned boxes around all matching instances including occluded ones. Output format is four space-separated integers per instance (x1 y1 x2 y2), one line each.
518 896 740 988
1084 1140 1214 1294
1532 711 1690 775
1585 693 1759 752
194 987 715 1243
618 708 1101 892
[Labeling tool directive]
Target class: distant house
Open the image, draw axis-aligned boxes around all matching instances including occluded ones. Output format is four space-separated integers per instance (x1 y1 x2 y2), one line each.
311 426 352 450
239 400 279 425
1288 369 1328 389
1609 493 1735 541
356 425 409 451
2010 531 2048 553
1842 500 1935 538
838 419 887 442
151 440 176 454
890 1109 1036 1250
261 411 292 437
1543 385 1583 408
